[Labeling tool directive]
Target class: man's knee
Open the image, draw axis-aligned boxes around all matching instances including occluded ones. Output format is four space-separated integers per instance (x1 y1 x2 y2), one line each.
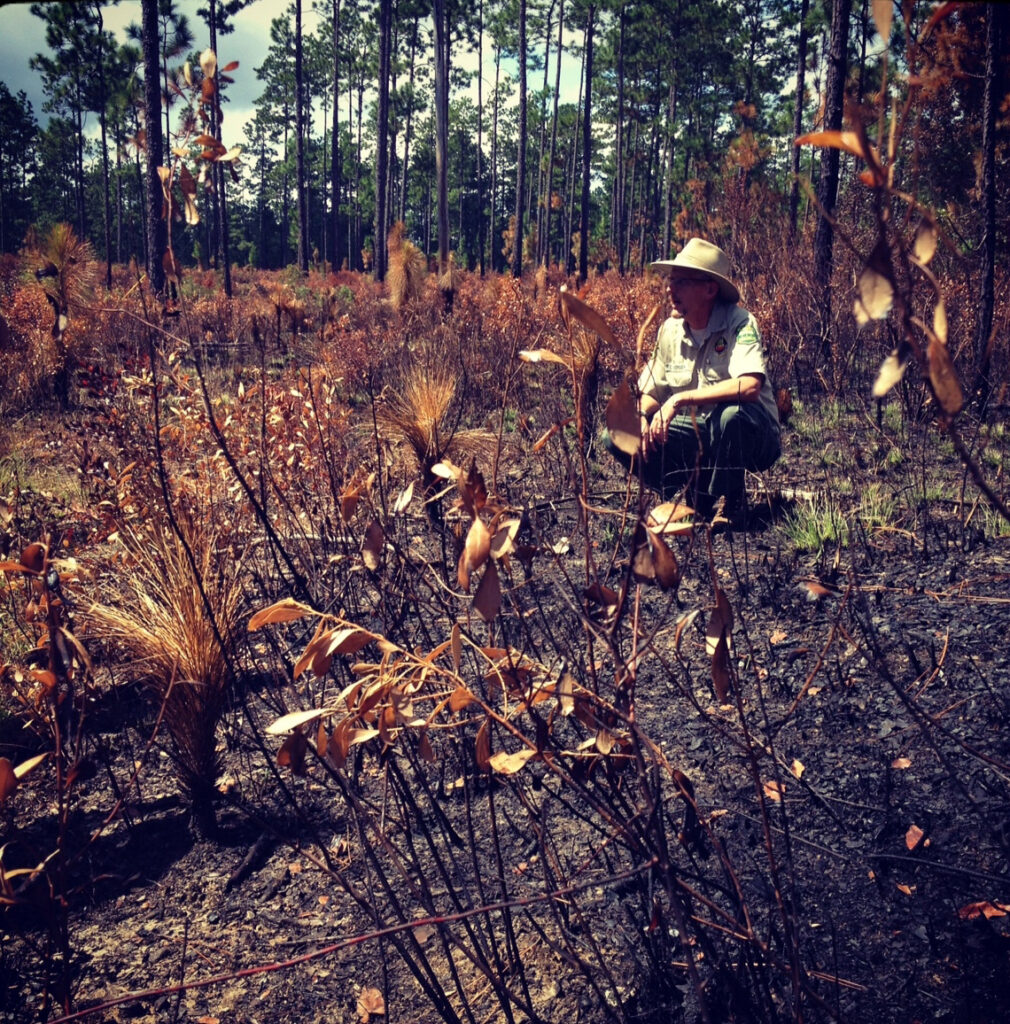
714 404 780 470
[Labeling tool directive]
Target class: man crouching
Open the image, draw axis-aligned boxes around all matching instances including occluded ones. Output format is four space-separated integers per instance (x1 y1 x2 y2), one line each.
606 237 781 530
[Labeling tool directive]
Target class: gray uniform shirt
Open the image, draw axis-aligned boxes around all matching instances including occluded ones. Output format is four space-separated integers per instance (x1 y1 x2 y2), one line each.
637 302 780 426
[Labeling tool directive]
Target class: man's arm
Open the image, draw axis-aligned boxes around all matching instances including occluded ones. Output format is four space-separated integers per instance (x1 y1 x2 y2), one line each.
666 373 762 411
646 374 763 447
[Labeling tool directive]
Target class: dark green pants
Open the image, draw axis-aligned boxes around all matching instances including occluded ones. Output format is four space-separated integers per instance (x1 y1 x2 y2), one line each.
604 402 780 502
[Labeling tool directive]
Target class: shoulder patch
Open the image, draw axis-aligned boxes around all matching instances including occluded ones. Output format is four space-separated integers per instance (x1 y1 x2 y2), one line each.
736 323 760 347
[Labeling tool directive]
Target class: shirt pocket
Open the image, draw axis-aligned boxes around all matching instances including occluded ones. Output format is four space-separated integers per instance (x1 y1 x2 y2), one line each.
664 358 694 388
700 343 732 384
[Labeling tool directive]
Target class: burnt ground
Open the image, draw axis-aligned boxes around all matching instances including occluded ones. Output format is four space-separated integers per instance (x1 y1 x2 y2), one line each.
3 398 1010 1024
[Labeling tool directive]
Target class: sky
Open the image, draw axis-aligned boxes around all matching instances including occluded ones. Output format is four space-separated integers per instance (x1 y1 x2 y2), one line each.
0 0 582 146
0 0 324 136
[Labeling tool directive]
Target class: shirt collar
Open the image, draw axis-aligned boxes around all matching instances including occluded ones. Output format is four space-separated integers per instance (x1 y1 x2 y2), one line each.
685 301 733 347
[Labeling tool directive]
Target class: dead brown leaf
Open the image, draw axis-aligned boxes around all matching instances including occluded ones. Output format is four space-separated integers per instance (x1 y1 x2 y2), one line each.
763 780 786 802
957 901 1010 921
473 561 502 621
559 288 615 344
362 520 384 571
606 380 641 456
357 986 386 1022
905 824 925 851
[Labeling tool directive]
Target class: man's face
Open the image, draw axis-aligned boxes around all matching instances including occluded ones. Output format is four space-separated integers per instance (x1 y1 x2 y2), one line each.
666 273 718 322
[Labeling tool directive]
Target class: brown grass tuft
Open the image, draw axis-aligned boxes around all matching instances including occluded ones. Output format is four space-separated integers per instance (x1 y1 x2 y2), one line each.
87 516 245 837
23 222 97 320
387 222 427 310
437 253 462 299
377 362 496 504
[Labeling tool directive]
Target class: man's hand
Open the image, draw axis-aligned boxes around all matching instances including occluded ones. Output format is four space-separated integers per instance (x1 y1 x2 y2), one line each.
646 394 691 449
639 413 652 456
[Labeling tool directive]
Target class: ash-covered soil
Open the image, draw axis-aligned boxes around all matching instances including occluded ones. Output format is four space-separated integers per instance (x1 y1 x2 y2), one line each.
4 406 1010 1024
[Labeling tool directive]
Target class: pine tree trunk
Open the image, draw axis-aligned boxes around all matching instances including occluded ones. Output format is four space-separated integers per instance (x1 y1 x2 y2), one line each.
543 0 563 267
141 0 166 296
295 0 309 274
578 5 594 283
511 0 527 279
331 0 342 269
565 44 584 276
433 0 450 282
374 0 391 280
399 14 419 226
614 3 625 273
489 44 500 271
477 0 485 275
813 0 851 298
94 4 112 289
534 0 554 265
354 81 363 269
789 0 810 238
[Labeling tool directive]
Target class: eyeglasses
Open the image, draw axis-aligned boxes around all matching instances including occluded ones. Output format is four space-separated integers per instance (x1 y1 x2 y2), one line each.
667 276 710 288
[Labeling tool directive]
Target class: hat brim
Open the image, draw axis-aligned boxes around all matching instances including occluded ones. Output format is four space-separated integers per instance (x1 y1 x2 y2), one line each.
647 260 740 305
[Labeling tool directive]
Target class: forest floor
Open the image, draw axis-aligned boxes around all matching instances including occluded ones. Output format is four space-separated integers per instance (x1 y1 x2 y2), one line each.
3 388 1010 1024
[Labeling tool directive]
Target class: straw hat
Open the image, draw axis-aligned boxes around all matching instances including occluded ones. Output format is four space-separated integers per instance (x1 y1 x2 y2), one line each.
648 238 740 304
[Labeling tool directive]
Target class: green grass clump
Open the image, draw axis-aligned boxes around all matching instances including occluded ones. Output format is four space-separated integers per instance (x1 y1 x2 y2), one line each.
782 497 850 553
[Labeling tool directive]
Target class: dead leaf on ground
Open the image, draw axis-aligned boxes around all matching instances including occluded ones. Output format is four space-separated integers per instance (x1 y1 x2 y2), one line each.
905 824 925 851
896 883 915 895
357 986 386 1022
763 780 786 802
801 580 835 601
647 502 693 531
891 757 912 770
790 759 805 779
957 901 1010 921
489 747 536 775
769 628 788 645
